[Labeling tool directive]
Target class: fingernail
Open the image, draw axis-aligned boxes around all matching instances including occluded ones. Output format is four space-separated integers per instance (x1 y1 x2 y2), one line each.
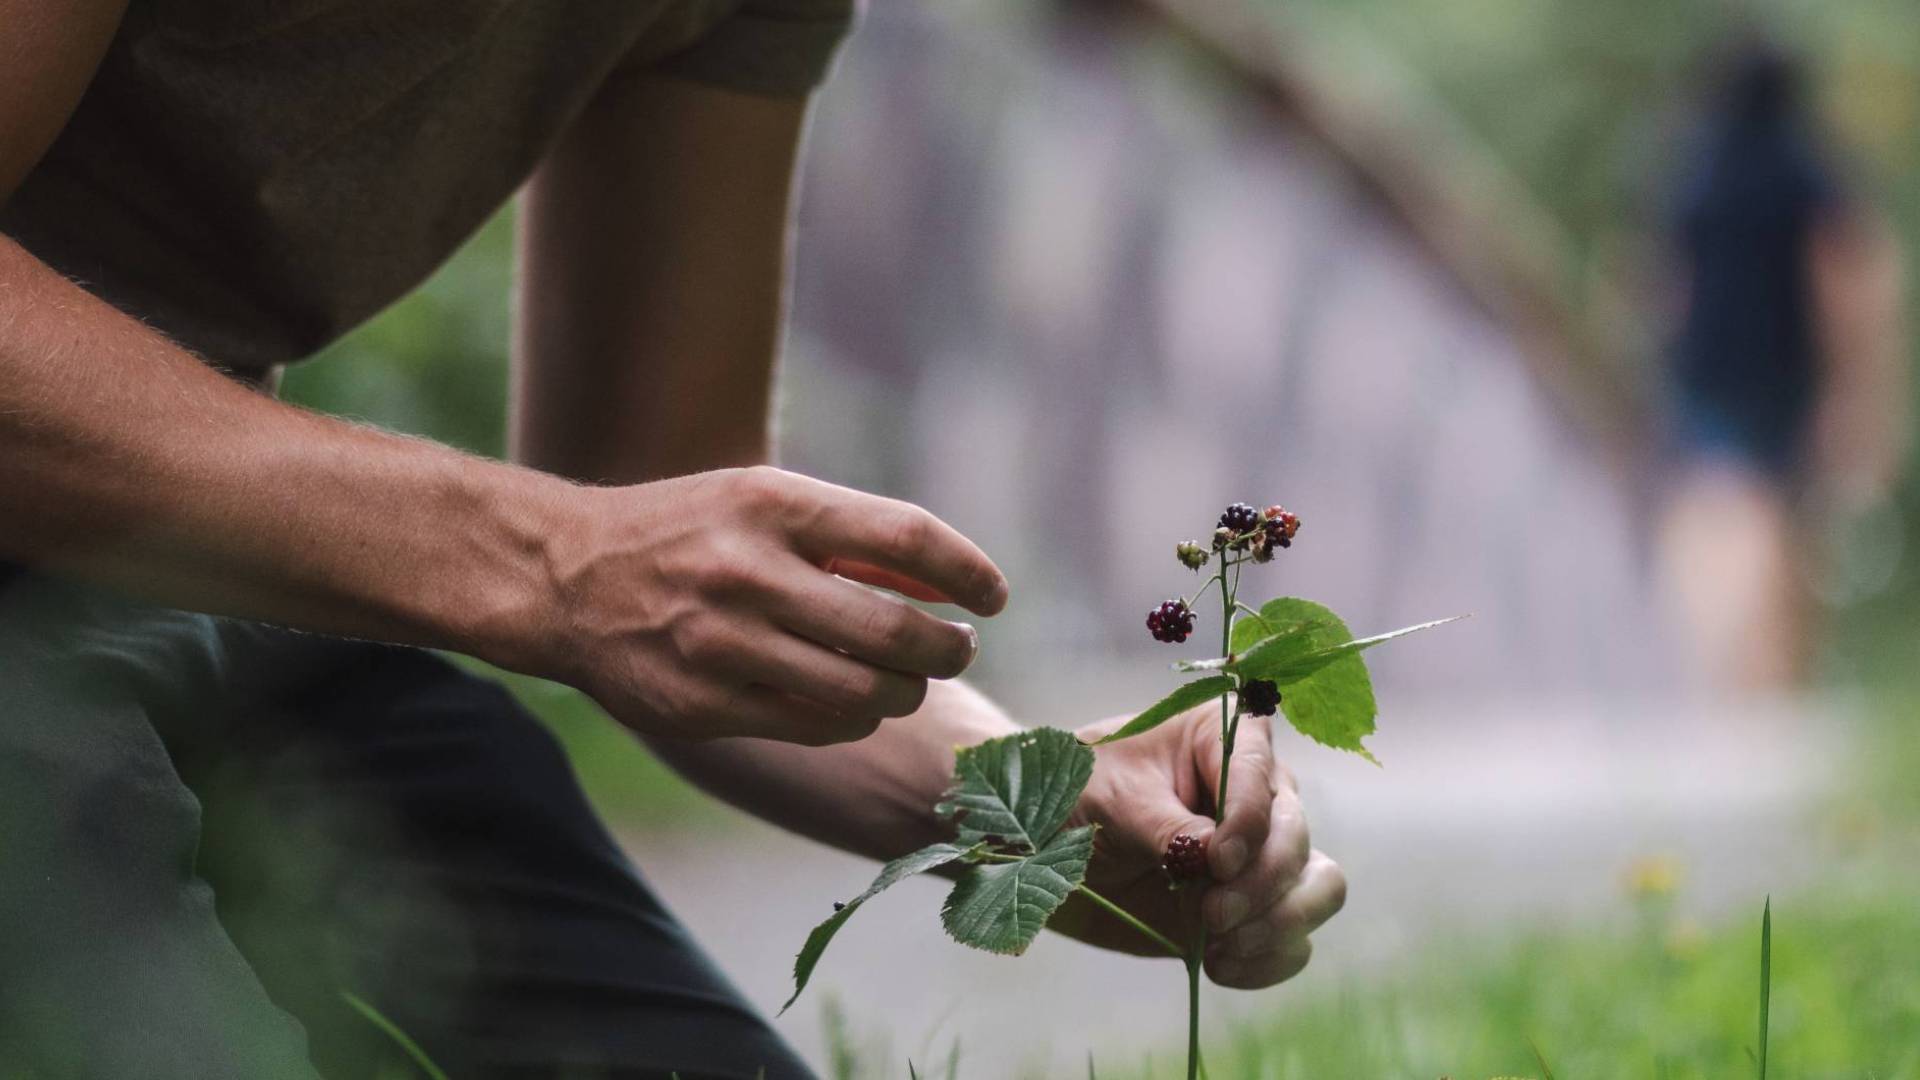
1207 889 1249 934
986 578 1010 612
1213 837 1248 879
956 622 979 661
1231 920 1275 959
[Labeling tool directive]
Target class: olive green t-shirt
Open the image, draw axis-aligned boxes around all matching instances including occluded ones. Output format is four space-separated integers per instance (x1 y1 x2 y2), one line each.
0 0 853 373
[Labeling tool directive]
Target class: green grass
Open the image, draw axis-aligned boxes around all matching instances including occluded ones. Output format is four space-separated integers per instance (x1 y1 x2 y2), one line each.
1173 885 1916 1080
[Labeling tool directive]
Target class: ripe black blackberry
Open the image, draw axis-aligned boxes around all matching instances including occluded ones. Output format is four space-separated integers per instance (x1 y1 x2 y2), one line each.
1145 599 1195 644
1218 502 1259 536
1162 832 1209 886
1240 679 1282 717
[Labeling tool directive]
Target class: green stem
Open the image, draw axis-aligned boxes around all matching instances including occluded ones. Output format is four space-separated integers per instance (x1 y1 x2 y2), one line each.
1074 884 1185 960
1186 570 1225 611
1183 558 1239 1080
1186 950 1202 1080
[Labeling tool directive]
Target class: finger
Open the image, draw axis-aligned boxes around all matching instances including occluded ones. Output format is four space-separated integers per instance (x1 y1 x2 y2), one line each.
821 558 952 604
1205 933 1313 990
1203 775 1311 935
786 479 1009 616
726 625 930 719
1209 850 1346 962
1197 711 1278 883
767 555 978 678
716 684 883 747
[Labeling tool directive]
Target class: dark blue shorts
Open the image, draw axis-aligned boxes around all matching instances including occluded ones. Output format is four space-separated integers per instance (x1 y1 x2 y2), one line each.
0 567 812 1079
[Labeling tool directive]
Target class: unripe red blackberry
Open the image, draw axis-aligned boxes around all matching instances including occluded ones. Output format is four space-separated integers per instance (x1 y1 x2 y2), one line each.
1145 599 1195 644
1162 832 1209 886
1262 505 1300 547
1218 502 1260 535
1240 679 1282 717
1175 541 1210 570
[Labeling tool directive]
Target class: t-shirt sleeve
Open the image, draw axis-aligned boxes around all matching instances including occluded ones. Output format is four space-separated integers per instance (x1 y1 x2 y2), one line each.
656 0 859 99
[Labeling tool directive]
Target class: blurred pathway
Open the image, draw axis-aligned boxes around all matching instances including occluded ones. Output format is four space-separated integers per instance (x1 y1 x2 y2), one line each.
619 691 1850 1077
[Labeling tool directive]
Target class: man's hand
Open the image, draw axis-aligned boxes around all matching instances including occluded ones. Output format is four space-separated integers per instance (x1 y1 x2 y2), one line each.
1054 704 1346 988
532 466 1009 747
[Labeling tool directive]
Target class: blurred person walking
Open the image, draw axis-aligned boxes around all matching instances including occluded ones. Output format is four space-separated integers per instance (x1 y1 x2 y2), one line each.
1657 43 1908 692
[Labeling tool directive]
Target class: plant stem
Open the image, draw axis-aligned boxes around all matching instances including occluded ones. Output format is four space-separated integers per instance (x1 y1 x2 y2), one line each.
1185 950 1202 1080
1073 884 1185 959
1187 570 1225 610
1183 556 1239 1080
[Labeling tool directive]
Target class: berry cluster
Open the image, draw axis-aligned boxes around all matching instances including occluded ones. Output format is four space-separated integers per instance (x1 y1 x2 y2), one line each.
1249 504 1301 563
1240 679 1282 717
1146 599 1195 644
1216 502 1260 550
1162 832 1209 886
1155 501 1304 640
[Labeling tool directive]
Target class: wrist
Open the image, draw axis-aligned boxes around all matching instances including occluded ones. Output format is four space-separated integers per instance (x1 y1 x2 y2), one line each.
432 457 584 680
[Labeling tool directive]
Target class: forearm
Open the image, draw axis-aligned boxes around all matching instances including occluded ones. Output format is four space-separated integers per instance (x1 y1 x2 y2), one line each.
648 679 1019 860
0 234 567 665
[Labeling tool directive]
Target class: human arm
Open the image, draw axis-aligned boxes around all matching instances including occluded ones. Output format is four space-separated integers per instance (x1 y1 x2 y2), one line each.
515 70 1343 985
0 2 1001 746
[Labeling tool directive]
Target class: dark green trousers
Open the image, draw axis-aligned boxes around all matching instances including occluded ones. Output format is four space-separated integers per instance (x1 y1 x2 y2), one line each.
0 567 810 1080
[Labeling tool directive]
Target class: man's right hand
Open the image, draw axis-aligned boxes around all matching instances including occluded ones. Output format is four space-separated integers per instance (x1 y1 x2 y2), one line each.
529 466 1008 746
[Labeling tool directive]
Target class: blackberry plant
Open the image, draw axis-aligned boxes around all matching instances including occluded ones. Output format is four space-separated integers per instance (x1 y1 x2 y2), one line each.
784 499 1456 1078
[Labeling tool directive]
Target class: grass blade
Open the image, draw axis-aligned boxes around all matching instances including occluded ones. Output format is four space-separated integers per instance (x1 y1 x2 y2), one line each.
340 990 449 1080
1759 895 1772 1080
1528 1036 1557 1080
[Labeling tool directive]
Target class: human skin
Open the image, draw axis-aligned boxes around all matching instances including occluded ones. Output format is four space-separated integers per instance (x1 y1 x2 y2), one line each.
1 0 1343 987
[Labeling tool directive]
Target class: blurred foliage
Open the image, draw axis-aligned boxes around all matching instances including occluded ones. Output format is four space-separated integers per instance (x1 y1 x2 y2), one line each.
281 211 515 459
1278 0 1920 678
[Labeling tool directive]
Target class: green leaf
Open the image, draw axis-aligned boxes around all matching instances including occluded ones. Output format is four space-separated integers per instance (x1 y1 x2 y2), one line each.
940 825 1096 955
782 841 971 1013
1092 676 1236 745
937 728 1096 849
1234 606 1461 685
1228 597 1346 655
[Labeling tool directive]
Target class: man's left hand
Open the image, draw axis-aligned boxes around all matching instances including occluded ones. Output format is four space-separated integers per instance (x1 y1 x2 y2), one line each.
1051 704 1346 989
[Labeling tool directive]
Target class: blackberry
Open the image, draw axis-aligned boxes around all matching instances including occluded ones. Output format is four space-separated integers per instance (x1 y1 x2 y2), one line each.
1262 505 1300 547
1218 502 1260 536
1162 832 1209 886
1145 599 1195 644
1240 679 1282 717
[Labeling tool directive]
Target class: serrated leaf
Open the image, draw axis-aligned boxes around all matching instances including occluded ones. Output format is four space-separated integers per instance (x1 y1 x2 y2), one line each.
936 728 1095 849
939 825 1095 955
1236 613 1461 685
1228 597 1345 656
1092 675 1236 745
782 841 969 1013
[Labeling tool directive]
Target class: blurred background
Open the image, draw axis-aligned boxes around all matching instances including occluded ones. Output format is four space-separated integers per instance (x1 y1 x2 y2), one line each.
283 2 1920 1075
